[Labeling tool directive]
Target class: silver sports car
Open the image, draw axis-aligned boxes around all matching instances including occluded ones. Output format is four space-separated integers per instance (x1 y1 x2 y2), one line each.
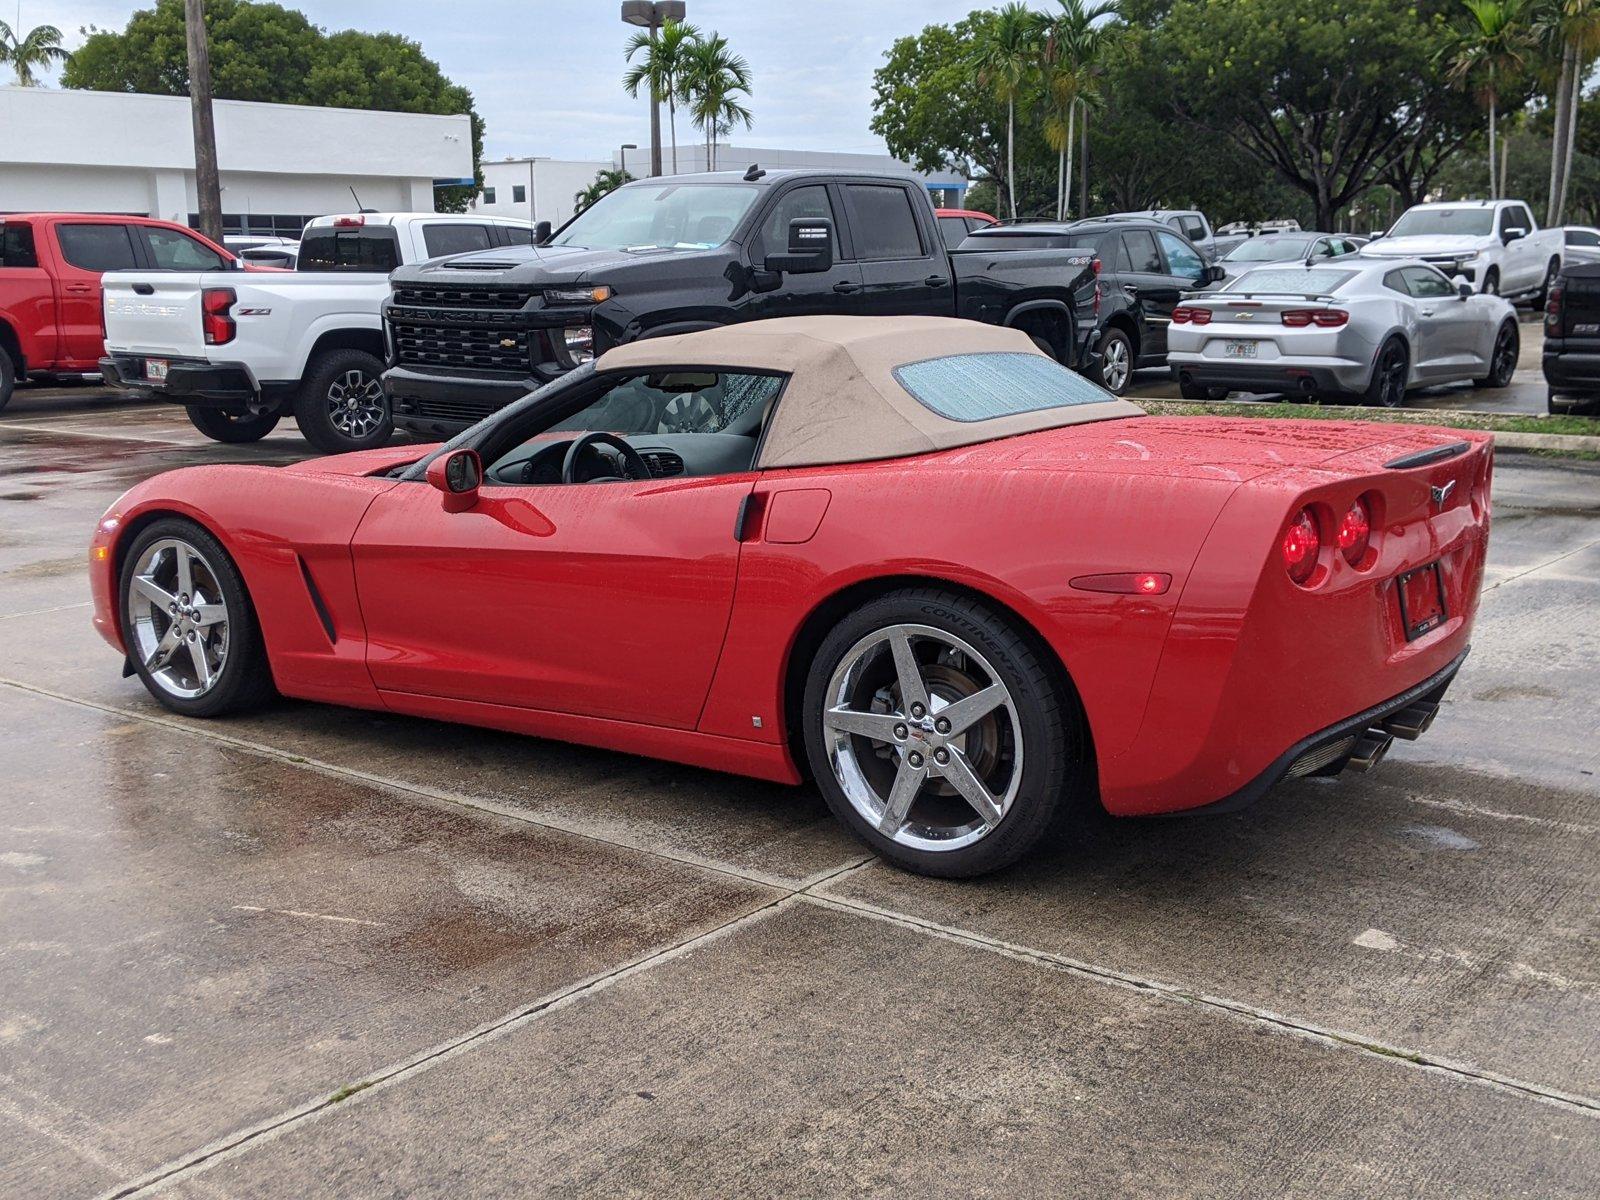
1165 259 1520 406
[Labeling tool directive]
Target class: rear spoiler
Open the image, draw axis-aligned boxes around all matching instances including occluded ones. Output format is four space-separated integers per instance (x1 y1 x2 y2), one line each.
1383 441 1472 470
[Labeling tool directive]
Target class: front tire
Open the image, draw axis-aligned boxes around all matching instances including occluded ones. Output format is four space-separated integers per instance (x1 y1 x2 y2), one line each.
292 349 393 454
1364 337 1409 408
119 518 274 717
1482 267 1500 297
1474 320 1519 389
801 587 1081 878
184 405 281 443
1096 326 1134 396
0 350 15 412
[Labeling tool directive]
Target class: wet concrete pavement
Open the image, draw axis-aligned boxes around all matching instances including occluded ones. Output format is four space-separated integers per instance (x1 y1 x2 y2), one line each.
1 390 1596 1197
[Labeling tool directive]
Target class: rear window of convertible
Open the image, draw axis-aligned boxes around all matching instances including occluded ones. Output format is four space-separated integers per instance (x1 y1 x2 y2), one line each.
892 352 1112 422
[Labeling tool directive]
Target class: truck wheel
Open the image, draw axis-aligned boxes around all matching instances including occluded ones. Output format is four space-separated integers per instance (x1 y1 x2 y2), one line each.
1533 260 1560 312
1097 327 1134 396
0 350 15 413
1481 267 1500 296
1178 377 1226 401
184 406 280 443
293 349 392 454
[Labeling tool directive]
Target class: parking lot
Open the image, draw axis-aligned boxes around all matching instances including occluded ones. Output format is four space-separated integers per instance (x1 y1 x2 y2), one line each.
3 349 1598 1196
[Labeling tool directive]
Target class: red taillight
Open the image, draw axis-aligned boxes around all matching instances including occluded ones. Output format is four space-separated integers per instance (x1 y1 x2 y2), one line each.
1338 497 1371 565
333 215 365 228
202 287 236 346
1545 284 1562 325
1282 507 1320 585
1281 309 1349 327
1171 306 1212 325
1069 571 1172 596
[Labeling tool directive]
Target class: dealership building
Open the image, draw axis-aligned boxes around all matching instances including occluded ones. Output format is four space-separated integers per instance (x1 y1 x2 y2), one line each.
0 85 475 236
474 144 971 228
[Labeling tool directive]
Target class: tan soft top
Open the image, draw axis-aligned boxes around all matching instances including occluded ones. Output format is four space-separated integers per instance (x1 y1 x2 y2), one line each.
594 315 1143 469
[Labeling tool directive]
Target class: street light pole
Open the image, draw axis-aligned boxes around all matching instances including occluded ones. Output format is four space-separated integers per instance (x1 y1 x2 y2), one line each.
621 2 686 178
620 143 638 180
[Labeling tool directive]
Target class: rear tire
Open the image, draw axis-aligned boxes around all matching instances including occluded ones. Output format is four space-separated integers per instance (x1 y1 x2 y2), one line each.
1097 326 1134 396
1178 378 1227 401
292 349 393 454
1364 337 1409 408
801 587 1083 878
184 405 280 443
0 350 15 413
1534 259 1560 312
1474 320 1519 389
119 517 275 718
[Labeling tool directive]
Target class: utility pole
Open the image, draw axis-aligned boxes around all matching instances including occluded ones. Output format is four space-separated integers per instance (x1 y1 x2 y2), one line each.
184 0 224 243
621 2 685 178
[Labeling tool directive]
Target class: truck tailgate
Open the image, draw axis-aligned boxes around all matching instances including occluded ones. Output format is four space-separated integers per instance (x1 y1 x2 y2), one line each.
102 272 210 358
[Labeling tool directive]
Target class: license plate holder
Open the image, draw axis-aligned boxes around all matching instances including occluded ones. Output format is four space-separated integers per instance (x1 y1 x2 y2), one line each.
144 358 169 383
1223 340 1258 359
1397 563 1447 641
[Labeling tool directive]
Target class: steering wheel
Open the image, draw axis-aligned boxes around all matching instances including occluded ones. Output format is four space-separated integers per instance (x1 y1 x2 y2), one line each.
561 431 653 485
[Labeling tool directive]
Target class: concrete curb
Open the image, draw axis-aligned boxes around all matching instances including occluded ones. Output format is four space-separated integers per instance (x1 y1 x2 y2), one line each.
1489 430 1600 453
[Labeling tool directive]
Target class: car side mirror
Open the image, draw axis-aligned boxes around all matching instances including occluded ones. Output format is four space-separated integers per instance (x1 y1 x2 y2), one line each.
427 448 482 512
1502 227 1526 244
764 217 833 274
1454 278 1473 300
1200 264 1225 285
534 220 552 246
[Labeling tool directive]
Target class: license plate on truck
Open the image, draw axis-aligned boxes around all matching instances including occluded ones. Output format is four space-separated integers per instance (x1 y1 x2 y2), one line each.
1224 340 1258 358
144 358 169 382
1397 563 1447 641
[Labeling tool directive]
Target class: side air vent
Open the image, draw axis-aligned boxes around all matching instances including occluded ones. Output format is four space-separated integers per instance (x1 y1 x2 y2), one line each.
640 450 685 478
296 555 337 645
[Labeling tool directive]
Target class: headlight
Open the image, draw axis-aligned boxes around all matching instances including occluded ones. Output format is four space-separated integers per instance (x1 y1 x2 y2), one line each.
545 285 612 304
562 325 594 364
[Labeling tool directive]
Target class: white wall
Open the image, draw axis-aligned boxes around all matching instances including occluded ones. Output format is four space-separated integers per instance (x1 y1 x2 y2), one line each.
0 86 470 223
474 159 611 228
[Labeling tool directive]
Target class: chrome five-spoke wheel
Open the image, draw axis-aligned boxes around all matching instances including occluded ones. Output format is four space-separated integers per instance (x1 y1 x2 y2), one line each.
823 623 1022 853
126 538 230 699
326 369 387 439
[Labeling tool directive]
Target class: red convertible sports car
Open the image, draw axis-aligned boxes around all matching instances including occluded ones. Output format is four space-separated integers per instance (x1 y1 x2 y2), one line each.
90 316 1491 876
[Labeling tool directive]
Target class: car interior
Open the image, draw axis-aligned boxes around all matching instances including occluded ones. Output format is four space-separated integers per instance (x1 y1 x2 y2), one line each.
482 370 787 486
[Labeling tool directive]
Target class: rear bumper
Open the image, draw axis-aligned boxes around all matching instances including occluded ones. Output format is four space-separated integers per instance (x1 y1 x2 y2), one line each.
1169 358 1369 395
383 364 561 438
1542 346 1600 394
100 354 290 410
1174 649 1468 815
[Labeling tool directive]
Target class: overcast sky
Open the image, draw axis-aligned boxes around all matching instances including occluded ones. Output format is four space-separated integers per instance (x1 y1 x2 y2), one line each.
15 0 1025 161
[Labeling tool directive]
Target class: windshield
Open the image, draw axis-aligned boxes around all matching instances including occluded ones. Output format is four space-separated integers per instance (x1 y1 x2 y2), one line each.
551 183 760 251
1226 268 1358 295
1223 236 1313 263
1387 208 1495 238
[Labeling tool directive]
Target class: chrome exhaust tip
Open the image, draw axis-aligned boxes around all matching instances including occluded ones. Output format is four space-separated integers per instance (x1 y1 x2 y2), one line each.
1346 731 1394 774
1383 702 1438 741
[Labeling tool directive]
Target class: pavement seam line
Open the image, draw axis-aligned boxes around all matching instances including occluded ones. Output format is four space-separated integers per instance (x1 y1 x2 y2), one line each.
0 675 816 894
0 600 93 622
1481 534 1600 593
0 422 194 446
92 894 803 1200
799 891 1600 1117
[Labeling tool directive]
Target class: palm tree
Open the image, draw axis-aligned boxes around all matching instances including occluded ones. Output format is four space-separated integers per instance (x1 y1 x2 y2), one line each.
1444 0 1534 200
1041 1 1119 221
679 32 752 172
1539 1 1600 224
573 168 634 215
0 20 70 86
970 3 1040 220
622 18 700 175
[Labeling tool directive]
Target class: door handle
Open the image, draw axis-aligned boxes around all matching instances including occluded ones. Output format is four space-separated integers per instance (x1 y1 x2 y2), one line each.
832 281 860 295
1125 285 1140 297
132 283 155 295
925 275 948 288
1420 309 1436 317
66 283 95 294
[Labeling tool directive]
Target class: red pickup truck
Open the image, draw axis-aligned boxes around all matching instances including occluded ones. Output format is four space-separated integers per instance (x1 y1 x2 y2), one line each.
0 213 251 411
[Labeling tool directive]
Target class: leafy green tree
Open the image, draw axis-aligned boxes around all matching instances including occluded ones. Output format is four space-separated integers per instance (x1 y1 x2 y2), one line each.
574 168 635 215
679 32 752 171
0 19 71 85
623 17 699 174
1153 0 1472 230
62 0 484 212
1443 0 1535 198
970 2 1042 218
1537 1 1600 223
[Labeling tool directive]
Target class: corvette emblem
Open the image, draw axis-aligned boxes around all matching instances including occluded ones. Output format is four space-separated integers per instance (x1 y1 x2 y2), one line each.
1431 480 1456 507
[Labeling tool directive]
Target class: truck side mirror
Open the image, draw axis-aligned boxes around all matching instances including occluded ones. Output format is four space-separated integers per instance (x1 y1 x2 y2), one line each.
764 218 833 274
1502 227 1526 244
534 220 552 246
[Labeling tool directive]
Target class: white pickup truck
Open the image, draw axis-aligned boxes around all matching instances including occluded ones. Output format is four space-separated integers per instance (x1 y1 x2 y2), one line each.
100 211 536 452
1358 199 1563 305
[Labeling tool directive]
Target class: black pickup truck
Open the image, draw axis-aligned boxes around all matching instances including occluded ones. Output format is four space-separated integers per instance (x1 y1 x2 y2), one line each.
382 167 1101 437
